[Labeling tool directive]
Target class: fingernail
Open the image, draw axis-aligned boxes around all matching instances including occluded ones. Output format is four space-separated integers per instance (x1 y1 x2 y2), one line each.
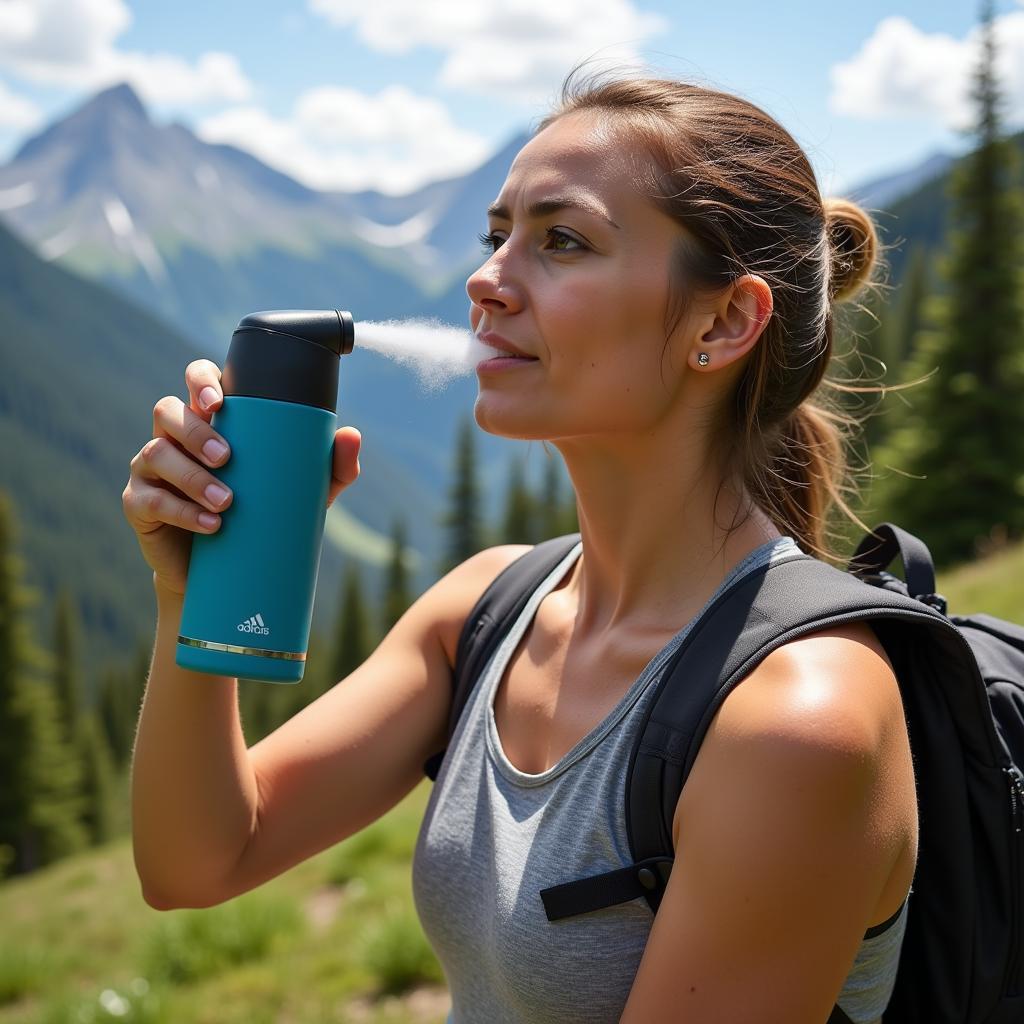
203 439 228 463
205 483 230 506
199 386 219 410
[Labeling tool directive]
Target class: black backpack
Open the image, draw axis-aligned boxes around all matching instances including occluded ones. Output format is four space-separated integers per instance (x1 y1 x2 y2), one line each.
422 522 1024 1024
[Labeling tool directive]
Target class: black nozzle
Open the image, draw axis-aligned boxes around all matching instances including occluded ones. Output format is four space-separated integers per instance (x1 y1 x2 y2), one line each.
234 309 355 356
337 310 354 355
222 308 356 413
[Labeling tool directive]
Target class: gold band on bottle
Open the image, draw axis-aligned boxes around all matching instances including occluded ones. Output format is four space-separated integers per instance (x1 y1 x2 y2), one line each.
177 635 307 661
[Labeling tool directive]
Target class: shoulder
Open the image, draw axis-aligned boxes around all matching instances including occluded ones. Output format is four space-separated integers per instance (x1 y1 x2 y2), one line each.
621 621 912 1021
671 619 905 852
726 618 902 747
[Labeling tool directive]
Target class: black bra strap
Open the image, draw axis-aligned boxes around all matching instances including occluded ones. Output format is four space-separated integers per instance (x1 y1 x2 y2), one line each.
863 895 909 939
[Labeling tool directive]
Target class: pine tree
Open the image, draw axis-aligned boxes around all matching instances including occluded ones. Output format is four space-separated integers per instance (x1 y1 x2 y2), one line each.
52 589 86 740
502 456 538 544
97 663 125 766
890 244 930 371
122 640 150 765
52 586 112 845
97 652 142 771
0 493 89 877
439 416 485 575
560 493 580 536
855 245 931 455
382 518 413 634
238 676 279 746
330 562 372 685
868 0 1024 568
539 457 564 539
76 711 118 844
297 625 332 707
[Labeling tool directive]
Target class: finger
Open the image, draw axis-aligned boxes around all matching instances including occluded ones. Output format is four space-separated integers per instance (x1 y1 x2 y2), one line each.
184 359 224 422
125 479 223 535
328 426 361 505
332 426 361 484
151 395 231 469
131 435 233 516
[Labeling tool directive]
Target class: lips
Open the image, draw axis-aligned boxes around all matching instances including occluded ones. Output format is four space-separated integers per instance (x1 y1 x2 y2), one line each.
478 331 537 360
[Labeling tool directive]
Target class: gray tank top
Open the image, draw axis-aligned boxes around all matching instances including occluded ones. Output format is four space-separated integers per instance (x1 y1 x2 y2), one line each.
412 536 910 1024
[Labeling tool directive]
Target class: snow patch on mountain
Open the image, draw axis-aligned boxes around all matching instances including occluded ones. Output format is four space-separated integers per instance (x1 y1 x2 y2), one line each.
0 181 36 211
103 196 168 284
348 206 438 248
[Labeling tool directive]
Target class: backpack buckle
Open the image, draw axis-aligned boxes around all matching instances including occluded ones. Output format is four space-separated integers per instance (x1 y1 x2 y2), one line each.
919 592 948 616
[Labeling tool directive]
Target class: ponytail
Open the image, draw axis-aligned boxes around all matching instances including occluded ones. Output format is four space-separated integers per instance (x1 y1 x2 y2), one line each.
749 401 864 566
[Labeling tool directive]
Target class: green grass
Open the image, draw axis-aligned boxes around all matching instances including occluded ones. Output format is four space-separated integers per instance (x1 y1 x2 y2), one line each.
0 945 55 1006
139 891 305 986
360 904 446 997
935 534 1024 621
0 779 449 1024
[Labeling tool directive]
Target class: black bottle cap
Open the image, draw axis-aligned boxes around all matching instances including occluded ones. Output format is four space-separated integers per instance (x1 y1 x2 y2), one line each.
221 309 355 413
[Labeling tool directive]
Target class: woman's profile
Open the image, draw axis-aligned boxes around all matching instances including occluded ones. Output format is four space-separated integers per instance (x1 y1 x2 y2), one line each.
124 67 918 1024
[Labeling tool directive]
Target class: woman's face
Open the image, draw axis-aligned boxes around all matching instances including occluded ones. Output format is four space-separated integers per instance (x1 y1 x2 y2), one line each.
467 110 703 444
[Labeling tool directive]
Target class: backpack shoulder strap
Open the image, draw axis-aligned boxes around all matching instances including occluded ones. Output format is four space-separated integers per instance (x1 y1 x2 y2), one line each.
847 521 948 615
540 549 983 922
625 552 985 889
422 533 582 781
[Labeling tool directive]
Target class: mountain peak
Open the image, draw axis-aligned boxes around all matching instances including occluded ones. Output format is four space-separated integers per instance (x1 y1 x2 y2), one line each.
86 81 149 122
10 80 152 164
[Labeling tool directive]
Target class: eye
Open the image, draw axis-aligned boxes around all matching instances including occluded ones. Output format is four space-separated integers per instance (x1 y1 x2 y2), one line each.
545 227 585 252
477 231 505 255
476 226 587 256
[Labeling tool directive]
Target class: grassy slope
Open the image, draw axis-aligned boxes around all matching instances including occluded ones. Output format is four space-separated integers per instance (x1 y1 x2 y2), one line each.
1 538 1021 1023
0 778 446 1024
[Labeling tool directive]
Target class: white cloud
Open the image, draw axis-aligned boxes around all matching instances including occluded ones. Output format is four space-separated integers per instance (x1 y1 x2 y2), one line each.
829 12 1024 131
0 1 40 45
308 0 668 103
0 0 253 105
102 50 252 105
197 85 493 194
0 80 44 130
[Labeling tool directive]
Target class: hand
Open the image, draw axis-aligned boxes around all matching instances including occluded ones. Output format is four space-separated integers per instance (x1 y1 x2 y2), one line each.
122 359 362 597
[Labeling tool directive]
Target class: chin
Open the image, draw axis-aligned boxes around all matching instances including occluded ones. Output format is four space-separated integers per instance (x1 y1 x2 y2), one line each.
472 396 556 441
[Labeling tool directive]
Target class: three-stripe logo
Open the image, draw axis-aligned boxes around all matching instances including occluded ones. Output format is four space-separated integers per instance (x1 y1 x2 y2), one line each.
237 612 270 635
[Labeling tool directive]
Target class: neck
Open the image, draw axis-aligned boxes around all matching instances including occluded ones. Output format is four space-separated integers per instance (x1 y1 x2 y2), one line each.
552 430 784 640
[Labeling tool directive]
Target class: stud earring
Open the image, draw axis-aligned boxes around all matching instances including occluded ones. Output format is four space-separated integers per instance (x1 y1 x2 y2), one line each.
697 352 710 367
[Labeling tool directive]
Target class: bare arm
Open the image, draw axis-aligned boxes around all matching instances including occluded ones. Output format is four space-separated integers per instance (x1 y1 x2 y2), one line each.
130 579 258 909
123 355 532 910
619 627 916 1023
131 544 530 911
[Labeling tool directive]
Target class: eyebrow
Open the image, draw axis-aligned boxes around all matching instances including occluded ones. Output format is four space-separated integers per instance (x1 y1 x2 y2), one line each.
486 196 621 229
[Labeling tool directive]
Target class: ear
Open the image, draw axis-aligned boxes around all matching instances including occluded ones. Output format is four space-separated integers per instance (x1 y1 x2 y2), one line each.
691 275 773 372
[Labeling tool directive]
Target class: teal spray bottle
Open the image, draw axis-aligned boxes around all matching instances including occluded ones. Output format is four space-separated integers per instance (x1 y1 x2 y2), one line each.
175 309 354 683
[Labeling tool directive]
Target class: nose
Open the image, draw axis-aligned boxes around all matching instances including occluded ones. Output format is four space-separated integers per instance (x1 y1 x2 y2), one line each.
466 249 523 318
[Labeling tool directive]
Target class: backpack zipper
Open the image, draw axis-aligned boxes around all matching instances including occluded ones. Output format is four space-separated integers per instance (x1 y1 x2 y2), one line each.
1004 765 1024 995
1007 766 1024 833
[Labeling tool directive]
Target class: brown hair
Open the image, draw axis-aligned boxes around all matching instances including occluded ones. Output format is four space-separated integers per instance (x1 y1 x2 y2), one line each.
537 69 897 566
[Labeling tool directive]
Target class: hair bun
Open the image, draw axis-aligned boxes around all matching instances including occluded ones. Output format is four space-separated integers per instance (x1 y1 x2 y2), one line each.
823 197 878 303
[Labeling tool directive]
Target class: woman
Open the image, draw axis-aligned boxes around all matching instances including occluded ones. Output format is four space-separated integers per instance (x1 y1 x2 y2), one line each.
125 70 917 1024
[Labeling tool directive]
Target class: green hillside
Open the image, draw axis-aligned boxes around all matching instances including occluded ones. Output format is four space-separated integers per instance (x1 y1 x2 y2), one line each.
0 539 1020 1023
876 127 1024 288
0 219 440 690
0 778 448 1024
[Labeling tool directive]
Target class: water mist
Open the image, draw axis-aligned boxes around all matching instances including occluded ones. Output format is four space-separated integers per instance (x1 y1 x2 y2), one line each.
354 318 497 390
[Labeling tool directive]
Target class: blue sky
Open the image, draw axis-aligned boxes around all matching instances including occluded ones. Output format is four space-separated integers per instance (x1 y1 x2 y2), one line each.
1 0 1022 197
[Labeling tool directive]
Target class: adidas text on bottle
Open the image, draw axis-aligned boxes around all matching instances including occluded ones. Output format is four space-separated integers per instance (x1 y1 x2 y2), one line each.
238 613 270 636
